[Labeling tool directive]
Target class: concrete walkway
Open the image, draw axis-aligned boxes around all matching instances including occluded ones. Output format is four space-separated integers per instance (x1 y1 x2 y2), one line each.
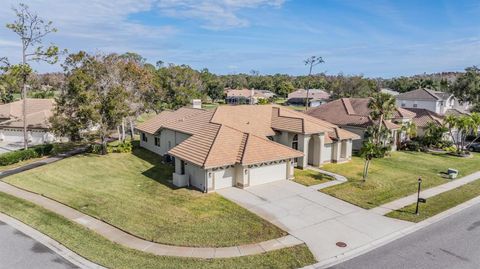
218 180 413 262
305 166 347 190
370 171 480 215
0 181 302 259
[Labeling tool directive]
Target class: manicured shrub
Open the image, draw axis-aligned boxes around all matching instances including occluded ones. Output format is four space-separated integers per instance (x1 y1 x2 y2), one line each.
87 144 103 154
0 149 39 166
32 144 54 156
107 141 133 153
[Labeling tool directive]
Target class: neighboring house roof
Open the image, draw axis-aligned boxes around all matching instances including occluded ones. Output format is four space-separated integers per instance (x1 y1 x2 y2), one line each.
445 108 469 116
139 104 359 169
136 107 200 135
288 89 330 100
0 99 54 129
225 89 267 99
306 98 414 130
404 108 444 128
396 88 452 101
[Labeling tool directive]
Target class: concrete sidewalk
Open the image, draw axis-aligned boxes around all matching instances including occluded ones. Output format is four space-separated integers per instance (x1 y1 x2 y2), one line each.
0 181 303 259
370 171 480 215
218 180 413 262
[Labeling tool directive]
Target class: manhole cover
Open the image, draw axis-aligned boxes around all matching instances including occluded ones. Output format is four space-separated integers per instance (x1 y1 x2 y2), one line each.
336 242 347 248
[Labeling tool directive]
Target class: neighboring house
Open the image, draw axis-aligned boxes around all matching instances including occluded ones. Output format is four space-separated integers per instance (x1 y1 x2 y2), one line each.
380 88 399 96
136 104 359 192
287 89 330 107
306 98 416 151
396 88 470 115
0 99 60 144
224 88 268 105
403 108 445 137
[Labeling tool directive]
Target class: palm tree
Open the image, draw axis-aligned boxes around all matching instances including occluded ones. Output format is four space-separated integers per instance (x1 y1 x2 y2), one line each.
466 112 480 147
368 93 396 145
401 121 417 140
304 56 324 110
360 140 376 181
444 114 458 147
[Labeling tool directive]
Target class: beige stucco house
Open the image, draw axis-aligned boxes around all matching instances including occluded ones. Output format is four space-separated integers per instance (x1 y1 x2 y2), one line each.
0 99 60 144
136 105 359 192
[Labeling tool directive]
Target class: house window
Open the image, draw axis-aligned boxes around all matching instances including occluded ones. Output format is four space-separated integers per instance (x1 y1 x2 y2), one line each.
292 134 298 150
141 133 148 142
180 160 185 175
154 136 160 147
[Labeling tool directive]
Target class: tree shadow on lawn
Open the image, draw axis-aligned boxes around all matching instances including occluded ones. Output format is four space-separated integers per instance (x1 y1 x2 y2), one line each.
131 147 179 190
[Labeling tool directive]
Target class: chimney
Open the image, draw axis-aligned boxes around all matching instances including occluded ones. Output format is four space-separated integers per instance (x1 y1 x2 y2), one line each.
192 99 202 109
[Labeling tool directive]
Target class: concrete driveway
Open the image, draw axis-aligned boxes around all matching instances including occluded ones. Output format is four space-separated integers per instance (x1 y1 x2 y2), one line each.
218 180 413 261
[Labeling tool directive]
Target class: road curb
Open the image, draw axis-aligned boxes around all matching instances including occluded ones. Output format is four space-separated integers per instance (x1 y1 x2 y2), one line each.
305 195 480 269
0 212 105 269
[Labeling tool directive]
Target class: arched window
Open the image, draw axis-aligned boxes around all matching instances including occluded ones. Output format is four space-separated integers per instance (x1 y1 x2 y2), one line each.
292 134 298 150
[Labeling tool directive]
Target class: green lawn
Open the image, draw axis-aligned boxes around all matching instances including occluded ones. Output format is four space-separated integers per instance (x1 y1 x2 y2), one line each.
321 151 480 209
386 178 480 222
0 192 316 269
4 148 286 247
293 168 335 186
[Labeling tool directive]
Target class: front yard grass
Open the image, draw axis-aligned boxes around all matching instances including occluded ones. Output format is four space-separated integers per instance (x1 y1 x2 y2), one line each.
293 168 335 186
0 192 316 269
386 178 480 222
321 151 480 209
4 147 286 247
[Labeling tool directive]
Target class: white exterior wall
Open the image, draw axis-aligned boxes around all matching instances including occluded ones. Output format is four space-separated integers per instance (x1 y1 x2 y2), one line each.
397 99 439 114
322 143 333 163
139 129 191 156
185 162 207 191
343 126 366 151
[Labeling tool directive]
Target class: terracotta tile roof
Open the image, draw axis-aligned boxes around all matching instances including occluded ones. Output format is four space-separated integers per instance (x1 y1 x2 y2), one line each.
288 89 330 100
140 104 358 168
166 108 303 168
306 98 411 130
225 89 267 98
404 108 444 128
396 88 452 101
0 99 55 129
135 107 202 134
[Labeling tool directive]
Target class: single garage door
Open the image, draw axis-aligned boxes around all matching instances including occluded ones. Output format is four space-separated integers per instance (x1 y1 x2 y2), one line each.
249 162 287 186
214 167 234 190
322 143 332 163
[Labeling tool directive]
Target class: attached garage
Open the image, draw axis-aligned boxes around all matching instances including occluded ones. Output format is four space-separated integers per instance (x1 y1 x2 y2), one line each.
248 162 287 186
213 167 235 190
322 143 333 163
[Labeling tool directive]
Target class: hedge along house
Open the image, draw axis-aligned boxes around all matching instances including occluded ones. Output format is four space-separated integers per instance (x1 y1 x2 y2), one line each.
136 105 359 192
306 98 416 151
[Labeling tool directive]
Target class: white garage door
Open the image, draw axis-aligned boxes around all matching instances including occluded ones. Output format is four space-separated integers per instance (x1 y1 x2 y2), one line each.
249 162 287 186
214 167 234 190
323 143 332 163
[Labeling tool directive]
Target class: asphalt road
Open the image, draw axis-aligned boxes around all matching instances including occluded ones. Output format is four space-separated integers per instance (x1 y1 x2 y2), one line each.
330 203 480 269
0 221 78 269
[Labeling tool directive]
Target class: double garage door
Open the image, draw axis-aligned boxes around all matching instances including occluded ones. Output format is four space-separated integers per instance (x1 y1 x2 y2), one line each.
249 162 287 186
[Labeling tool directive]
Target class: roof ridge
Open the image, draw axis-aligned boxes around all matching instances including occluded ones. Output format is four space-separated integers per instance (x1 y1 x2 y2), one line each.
239 133 250 164
201 123 223 168
342 98 356 115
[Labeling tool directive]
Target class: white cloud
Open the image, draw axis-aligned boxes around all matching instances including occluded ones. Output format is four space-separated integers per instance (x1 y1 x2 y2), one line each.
157 0 285 29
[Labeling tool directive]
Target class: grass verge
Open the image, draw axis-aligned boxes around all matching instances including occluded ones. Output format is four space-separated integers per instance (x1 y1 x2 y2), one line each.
293 168 335 186
386 178 480 222
0 191 316 269
321 151 480 209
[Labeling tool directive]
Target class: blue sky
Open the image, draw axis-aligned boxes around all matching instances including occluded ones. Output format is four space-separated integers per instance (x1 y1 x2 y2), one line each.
0 0 479 77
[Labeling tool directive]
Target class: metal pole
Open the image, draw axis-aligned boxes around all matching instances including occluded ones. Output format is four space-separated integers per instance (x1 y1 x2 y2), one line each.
415 177 422 215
